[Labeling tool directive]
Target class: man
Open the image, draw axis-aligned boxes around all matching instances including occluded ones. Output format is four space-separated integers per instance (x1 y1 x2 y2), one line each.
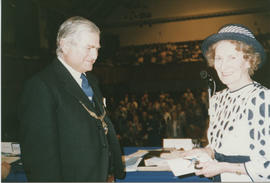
18 16 125 181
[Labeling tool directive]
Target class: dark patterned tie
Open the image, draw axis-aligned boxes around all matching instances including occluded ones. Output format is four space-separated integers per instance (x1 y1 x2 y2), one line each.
80 73 94 101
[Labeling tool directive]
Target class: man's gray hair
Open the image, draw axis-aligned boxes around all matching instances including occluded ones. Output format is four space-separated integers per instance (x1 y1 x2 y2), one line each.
56 16 100 56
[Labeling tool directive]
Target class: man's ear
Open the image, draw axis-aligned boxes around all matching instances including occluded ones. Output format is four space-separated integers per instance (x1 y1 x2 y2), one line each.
60 39 69 54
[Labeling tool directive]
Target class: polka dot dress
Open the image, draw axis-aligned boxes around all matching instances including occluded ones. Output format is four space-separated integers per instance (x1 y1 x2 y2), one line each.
208 82 270 182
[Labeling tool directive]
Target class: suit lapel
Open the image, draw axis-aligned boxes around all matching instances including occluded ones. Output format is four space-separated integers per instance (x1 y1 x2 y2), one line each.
52 59 94 111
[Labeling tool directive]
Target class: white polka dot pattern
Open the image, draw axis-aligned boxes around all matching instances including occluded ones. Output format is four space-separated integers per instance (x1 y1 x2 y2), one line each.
208 82 270 181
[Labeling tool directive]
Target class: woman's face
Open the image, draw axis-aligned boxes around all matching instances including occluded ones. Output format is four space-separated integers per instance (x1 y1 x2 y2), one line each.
214 41 251 90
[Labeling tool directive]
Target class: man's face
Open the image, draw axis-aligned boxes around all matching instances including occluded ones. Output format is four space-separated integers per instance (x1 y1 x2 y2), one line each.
214 41 250 89
62 29 100 73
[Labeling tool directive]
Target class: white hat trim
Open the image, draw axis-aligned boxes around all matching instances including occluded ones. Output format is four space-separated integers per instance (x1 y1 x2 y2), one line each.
218 25 255 39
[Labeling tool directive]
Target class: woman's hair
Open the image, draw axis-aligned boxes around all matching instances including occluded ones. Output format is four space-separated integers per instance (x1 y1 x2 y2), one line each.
205 40 261 76
56 16 100 57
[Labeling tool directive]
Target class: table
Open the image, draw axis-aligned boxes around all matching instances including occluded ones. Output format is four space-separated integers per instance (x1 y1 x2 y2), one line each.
3 147 212 182
116 147 212 182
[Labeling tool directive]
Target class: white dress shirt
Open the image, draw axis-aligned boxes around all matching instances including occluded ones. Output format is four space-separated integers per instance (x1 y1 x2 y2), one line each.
58 57 92 101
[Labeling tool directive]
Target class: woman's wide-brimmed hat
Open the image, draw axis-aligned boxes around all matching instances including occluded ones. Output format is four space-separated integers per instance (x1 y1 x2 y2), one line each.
201 24 266 68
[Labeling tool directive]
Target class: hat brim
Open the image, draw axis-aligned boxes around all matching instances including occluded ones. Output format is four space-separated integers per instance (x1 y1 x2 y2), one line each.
201 32 266 68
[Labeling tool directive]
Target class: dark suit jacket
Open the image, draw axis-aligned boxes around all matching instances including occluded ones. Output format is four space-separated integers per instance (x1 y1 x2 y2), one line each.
18 58 125 181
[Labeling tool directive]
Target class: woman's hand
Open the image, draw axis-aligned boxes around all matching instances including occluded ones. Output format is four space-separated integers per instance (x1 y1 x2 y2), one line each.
179 147 214 160
195 161 247 178
195 160 224 177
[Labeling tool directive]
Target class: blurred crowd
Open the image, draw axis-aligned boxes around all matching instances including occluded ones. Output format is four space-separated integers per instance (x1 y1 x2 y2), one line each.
100 40 204 66
106 89 209 147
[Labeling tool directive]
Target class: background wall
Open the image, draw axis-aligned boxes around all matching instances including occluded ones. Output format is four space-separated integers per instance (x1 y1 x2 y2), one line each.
106 13 270 46
104 0 270 46
2 0 270 141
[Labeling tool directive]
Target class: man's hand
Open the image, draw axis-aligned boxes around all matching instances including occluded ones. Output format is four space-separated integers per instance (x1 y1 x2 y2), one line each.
1 161 11 179
107 174 115 182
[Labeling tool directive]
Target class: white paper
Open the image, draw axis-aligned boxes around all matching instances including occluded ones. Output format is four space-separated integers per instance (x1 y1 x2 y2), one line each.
167 153 212 176
125 150 148 159
124 156 143 172
1 142 21 155
144 157 168 167
12 143 21 155
137 165 170 171
163 138 194 150
167 157 197 176
2 142 13 154
160 152 180 160
123 150 148 172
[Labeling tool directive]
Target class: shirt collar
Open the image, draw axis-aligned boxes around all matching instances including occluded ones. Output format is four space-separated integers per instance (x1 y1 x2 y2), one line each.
58 56 82 85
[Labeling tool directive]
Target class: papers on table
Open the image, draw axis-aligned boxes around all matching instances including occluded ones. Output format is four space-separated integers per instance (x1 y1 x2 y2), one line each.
137 165 171 171
167 158 197 176
126 150 149 158
2 142 21 155
144 157 168 167
141 156 170 171
124 156 143 172
123 149 172 172
123 150 148 172
2 142 21 164
167 154 212 176
163 138 194 150
160 150 184 159
123 145 212 176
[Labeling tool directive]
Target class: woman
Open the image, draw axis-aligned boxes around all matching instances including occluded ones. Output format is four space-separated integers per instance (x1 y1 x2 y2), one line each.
181 24 270 182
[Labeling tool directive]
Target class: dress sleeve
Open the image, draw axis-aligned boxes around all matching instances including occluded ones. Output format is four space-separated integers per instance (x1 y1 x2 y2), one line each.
244 89 270 181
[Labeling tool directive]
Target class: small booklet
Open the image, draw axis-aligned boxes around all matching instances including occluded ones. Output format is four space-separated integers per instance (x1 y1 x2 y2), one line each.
124 156 143 172
123 150 149 172
167 157 197 176
167 154 212 176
